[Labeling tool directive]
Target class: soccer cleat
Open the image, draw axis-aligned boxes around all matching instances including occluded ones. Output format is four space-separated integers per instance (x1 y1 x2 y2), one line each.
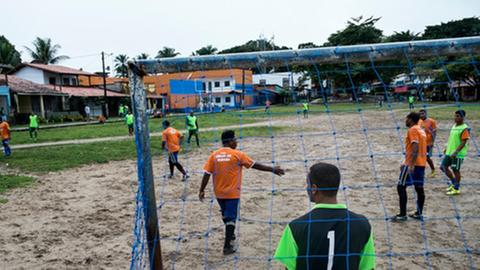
391 215 407 222
168 174 174 179
408 212 423 220
223 245 237 255
430 170 436 177
445 185 454 192
182 174 190 181
446 188 461 196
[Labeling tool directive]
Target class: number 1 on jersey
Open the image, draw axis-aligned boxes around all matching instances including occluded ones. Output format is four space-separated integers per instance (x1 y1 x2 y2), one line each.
327 230 335 270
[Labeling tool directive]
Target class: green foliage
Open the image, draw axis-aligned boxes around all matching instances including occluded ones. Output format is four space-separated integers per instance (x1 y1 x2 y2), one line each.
0 35 21 68
25 37 69 64
156 47 180 58
324 16 383 46
136 53 149 60
423 17 480 39
0 175 35 196
193 45 218 56
385 30 420 42
219 39 290 54
114 54 129 77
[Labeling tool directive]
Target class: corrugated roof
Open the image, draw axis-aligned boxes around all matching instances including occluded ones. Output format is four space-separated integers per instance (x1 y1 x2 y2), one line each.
1 76 67 96
53 86 128 97
16 63 96 76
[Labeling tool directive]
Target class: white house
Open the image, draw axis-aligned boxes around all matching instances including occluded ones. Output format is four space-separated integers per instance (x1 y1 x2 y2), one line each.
253 72 312 89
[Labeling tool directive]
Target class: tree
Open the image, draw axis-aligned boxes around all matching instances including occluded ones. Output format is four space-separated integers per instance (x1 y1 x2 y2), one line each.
136 53 149 60
156 47 180 58
385 30 420 42
298 42 319 49
25 37 69 64
193 45 218 56
0 35 21 68
324 16 383 46
423 17 480 39
219 39 290 54
114 54 129 77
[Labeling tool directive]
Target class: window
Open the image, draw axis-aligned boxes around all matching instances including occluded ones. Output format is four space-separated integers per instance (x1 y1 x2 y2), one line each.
72 78 77 86
63 77 70 86
224 80 230 87
49 77 56 85
208 82 212 91
282 78 290 87
214 81 220 88
215 97 221 103
202 82 206 92
259 79 266 85
225 96 231 103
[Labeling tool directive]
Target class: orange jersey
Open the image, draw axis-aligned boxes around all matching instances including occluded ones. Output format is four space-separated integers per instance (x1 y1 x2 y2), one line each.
203 147 255 199
162 127 181 153
0 122 10 140
404 124 427 166
421 118 437 146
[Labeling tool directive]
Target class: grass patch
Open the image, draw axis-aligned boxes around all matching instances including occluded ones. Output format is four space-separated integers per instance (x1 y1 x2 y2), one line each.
2 126 286 172
10 113 260 145
0 175 35 203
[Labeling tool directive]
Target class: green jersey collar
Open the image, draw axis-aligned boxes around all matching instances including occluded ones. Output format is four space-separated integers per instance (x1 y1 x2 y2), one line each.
313 203 347 209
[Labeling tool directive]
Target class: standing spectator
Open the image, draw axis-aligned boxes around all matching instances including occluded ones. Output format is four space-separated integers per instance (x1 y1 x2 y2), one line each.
408 95 415 110
84 105 91 121
29 112 39 142
0 118 11 156
126 111 134 136
265 100 271 113
302 102 309 118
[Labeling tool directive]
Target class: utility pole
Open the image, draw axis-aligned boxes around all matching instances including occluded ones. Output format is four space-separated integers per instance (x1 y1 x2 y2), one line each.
102 51 108 118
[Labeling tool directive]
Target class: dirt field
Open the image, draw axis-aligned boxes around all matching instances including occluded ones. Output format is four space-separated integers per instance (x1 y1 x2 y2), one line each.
1 110 479 269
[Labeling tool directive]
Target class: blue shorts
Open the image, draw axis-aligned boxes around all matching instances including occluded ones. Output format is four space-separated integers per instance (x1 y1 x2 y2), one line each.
426 146 433 158
217 198 240 224
168 152 179 164
398 165 425 187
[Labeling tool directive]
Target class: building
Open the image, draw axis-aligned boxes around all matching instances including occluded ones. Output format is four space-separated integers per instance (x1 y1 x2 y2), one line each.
12 63 128 117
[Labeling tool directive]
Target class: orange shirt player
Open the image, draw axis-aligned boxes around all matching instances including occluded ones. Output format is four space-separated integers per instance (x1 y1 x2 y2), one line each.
161 120 189 180
199 130 285 255
392 112 427 222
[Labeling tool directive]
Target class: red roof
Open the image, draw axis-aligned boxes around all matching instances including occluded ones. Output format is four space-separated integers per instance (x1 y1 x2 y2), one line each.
17 63 96 76
50 86 128 97
394 86 408 93
2 75 66 96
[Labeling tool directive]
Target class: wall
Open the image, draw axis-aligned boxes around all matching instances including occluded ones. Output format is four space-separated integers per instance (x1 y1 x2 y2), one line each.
14 67 45 84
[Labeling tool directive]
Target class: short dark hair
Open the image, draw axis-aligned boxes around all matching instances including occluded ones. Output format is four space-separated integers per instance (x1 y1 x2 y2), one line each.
419 109 426 114
221 130 235 145
406 112 420 124
163 120 170 127
455 110 466 118
308 162 341 197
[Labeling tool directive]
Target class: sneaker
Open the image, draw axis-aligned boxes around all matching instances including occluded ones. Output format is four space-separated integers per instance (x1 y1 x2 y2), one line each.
445 185 454 192
168 174 174 179
446 188 461 196
182 174 190 181
430 170 436 177
391 214 407 222
223 245 237 255
409 212 423 220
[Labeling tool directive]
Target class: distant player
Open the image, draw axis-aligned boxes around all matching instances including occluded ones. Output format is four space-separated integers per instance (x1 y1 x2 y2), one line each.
275 162 375 270
419 109 437 176
162 120 189 180
441 110 470 196
392 112 427 221
302 102 309 118
408 95 415 110
186 111 200 147
198 130 285 255
126 111 134 136
29 112 39 142
0 118 11 156
265 100 271 113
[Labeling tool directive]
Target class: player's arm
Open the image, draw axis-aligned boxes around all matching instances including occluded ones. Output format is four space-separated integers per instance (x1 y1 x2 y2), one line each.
358 232 376 270
179 134 184 146
198 173 211 201
452 129 469 157
252 163 285 176
408 142 419 171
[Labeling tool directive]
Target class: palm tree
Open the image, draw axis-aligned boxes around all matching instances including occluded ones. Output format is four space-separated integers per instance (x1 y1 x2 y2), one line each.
193 45 218 56
25 37 69 64
156 47 180 58
386 30 420 42
114 54 129 77
0 35 21 68
136 53 149 60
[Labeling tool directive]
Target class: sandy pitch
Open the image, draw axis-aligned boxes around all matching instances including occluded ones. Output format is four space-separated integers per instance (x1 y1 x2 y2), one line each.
1 111 479 269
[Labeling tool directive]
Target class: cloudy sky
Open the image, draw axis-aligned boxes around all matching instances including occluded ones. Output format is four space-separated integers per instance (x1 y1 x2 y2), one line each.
2 0 479 72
